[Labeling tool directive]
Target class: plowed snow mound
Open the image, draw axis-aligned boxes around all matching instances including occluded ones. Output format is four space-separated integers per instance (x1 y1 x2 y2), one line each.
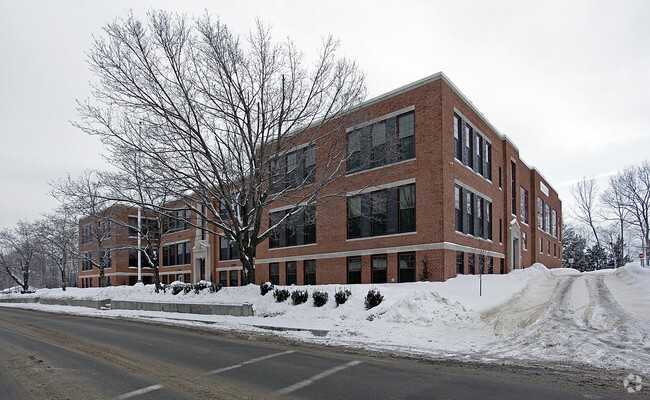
374 290 476 326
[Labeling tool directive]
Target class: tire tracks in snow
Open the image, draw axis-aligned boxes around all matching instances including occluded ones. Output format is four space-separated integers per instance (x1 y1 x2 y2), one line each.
473 273 650 375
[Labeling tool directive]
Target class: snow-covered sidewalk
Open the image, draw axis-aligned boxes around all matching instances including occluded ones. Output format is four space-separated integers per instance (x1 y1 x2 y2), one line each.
2 263 649 376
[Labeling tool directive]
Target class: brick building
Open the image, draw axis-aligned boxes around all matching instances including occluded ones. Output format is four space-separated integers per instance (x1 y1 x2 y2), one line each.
79 72 561 287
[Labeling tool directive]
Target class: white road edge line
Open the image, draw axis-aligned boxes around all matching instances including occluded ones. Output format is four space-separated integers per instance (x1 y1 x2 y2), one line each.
205 350 295 375
276 360 362 396
116 384 164 399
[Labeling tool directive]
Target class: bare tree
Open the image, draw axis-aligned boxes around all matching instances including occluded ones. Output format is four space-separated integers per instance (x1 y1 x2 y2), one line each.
571 176 603 268
51 171 117 287
34 207 79 291
601 174 630 267
612 161 650 266
74 11 366 284
0 221 39 292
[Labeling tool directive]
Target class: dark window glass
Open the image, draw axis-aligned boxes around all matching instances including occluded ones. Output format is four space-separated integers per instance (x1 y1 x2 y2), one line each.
468 253 475 275
485 141 492 180
286 261 297 285
304 260 316 285
454 114 462 160
269 263 280 285
466 192 474 236
372 255 387 283
372 191 387 235
347 196 362 238
455 185 463 232
286 151 298 189
229 270 239 287
456 251 464 274
304 207 316 244
399 253 416 282
286 213 298 246
269 212 283 248
371 123 387 167
465 124 473 168
399 185 416 232
511 161 517 215
398 113 415 160
347 257 362 284
304 147 316 184
347 130 362 171
219 271 228 287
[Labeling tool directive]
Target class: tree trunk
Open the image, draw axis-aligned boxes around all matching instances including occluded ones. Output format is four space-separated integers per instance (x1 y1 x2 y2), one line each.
60 268 67 291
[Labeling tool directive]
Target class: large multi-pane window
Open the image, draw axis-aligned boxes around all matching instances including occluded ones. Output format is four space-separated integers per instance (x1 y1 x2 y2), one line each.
371 191 387 235
456 251 464 274
347 130 362 171
398 112 415 160
468 254 475 274
550 209 557 237
475 134 483 176
511 161 517 215
304 260 316 285
81 224 92 244
219 271 228 287
537 197 544 228
522 232 528 251
520 187 529 224
98 221 111 239
304 147 316 184
347 257 362 284
163 209 191 233
486 202 493 240
269 263 280 285
347 196 362 238
372 255 387 283
269 207 316 248
286 262 297 285
455 185 463 232
286 151 298 189
466 192 474 236
465 124 473 169
230 270 239 287
100 250 111 269
371 123 387 167
399 253 416 283
399 185 416 232
454 114 462 160
128 217 159 239
82 252 93 271
161 241 191 266
220 237 239 261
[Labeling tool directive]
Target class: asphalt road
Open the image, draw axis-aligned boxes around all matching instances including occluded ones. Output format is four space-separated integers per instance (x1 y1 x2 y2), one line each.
0 307 632 399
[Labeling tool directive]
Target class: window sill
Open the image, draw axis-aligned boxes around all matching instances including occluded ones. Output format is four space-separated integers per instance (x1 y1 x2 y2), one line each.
346 231 417 242
269 243 318 251
454 230 493 243
454 160 493 185
346 158 416 177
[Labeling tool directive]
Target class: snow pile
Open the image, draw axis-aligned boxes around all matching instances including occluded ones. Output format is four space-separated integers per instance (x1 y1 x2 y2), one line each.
2 264 649 376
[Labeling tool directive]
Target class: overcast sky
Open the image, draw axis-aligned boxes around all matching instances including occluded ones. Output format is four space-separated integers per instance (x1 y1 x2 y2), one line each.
1 0 649 230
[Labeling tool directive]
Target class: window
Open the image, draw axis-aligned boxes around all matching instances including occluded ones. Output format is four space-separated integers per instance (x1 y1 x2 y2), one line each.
499 218 503 244
520 187 529 224
511 161 516 215
128 217 159 239
371 122 387 167
372 255 387 283
128 249 137 268
399 253 416 283
399 185 416 232
455 186 463 232
219 271 228 287
537 197 544 229
371 191 387 235
347 257 362 284
220 237 239 261
468 253 475 275
476 197 484 238
554 243 557 257
398 112 415 160
98 220 111 239
163 209 190 233
347 130 362 171
478 255 485 274
347 196 362 238
269 263 279 285
456 251 464 274
286 213 298 246
475 134 483 175
550 209 557 237
270 157 284 193
304 260 316 285
547 240 551 255
100 251 111 269
304 207 316 244
286 151 298 189
486 201 493 240
540 237 543 254
161 241 192 266
229 270 239 287
522 232 528 251
498 167 502 189
82 252 93 271
286 261 297 285
485 141 492 180
454 114 462 160
81 224 92 244
488 257 494 274
544 203 550 233
304 147 316 184
466 192 474 236
269 212 283 248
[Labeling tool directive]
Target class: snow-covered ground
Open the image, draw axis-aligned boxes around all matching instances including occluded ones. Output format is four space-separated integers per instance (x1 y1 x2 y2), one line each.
2 263 649 376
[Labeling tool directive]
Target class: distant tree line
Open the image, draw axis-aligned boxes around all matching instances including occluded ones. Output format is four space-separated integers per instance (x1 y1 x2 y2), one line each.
564 160 649 271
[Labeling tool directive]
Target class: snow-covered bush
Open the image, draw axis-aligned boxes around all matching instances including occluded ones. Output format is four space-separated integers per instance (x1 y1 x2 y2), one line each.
291 290 309 305
312 290 329 307
260 282 274 296
365 288 384 310
334 288 351 306
171 283 185 295
183 284 192 295
273 288 290 303
208 282 222 293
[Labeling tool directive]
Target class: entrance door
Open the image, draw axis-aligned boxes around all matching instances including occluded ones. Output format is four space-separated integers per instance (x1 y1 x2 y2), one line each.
200 258 206 281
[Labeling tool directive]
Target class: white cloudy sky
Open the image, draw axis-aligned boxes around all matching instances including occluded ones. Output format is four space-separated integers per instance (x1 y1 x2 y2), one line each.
1 0 649 230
